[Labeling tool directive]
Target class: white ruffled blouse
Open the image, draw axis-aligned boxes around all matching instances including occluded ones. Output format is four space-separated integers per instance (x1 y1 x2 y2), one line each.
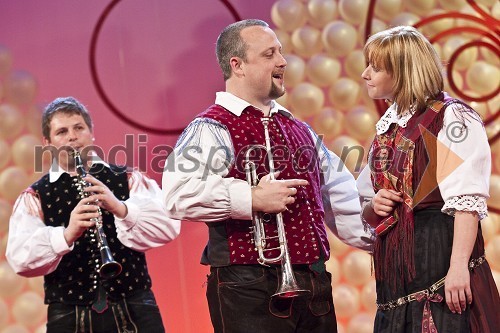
357 102 491 220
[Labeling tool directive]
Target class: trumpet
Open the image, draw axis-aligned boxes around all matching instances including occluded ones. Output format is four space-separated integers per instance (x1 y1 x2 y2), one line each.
245 118 309 298
72 150 122 280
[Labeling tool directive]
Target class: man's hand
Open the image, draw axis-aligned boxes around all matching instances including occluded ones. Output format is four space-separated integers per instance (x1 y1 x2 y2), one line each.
64 197 100 246
371 189 403 217
251 172 308 213
83 175 128 219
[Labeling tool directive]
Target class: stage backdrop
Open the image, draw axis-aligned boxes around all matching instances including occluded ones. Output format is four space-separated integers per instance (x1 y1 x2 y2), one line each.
0 1 498 333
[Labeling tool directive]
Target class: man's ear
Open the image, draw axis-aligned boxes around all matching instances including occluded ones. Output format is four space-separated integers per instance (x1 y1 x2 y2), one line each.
229 56 244 77
42 137 50 146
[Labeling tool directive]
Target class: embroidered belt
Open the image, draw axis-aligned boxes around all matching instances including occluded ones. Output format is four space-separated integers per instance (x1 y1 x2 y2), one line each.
377 253 486 311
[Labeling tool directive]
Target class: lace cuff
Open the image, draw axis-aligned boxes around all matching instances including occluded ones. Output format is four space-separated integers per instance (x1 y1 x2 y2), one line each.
442 195 488 220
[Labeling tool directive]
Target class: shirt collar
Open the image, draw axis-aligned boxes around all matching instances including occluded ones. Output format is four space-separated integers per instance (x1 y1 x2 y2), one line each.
215 91 293 118
48 154 110 183
375 103 414 135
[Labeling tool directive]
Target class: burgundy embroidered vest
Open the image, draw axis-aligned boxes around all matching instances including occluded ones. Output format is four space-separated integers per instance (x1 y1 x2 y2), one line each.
199 104 328 265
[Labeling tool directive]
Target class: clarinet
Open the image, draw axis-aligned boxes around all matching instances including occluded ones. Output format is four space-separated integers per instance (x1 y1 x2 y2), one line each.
72 150 122 279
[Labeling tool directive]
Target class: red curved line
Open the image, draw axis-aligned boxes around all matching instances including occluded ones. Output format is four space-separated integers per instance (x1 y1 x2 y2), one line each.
466 0 500 28
414 12 499 31
447 41 500 103
219 0 241 21
488 128 500 146
491 206 500 215
89 0 241 135
431 26 500 46
484 110 499 127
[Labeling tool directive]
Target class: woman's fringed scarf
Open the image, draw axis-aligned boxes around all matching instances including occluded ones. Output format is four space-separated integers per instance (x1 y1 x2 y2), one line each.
369 92 456 291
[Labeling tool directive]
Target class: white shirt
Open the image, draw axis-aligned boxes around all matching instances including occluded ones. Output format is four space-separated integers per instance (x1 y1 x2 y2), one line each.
357 102 490 219
162 92 373 251
6 159 181 277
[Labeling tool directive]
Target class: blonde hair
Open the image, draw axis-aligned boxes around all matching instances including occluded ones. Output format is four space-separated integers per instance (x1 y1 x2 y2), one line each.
363 26 444 114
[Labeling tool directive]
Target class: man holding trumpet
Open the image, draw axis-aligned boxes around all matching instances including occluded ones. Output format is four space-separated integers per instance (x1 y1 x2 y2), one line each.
6 96 180 332
162 19 372 333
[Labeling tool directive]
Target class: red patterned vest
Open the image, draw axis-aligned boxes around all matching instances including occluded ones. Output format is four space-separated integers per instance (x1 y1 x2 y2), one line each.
200 104 328 265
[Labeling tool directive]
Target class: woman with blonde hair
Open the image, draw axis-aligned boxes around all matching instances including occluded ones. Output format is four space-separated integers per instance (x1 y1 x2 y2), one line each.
357 25 499 332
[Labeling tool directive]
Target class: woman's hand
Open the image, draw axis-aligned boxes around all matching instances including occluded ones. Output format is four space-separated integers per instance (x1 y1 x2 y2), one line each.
371 189 403 217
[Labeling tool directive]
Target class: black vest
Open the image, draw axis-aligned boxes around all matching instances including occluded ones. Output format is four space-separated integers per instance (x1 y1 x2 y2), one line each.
31 164 152 305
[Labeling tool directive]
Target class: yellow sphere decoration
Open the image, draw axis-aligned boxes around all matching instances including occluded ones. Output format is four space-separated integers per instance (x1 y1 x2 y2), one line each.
438 0 467 10
485 235 500 270
0 298 8 328
0 324 30 333
275 29 293 55
0 103 24 139
342 250 372 286
389 12 420 27
325 256 341 286
0 139 11 170
338 0 369 25
358 19 387 46
4 70 38 106
347 313 375 333
271 0 307 32
0 199 12 234
374 0 402 21
492 270 500 291
0 166 30 201
327 228 351 257
332 284 360 318
12 291 46 328
0 234 8 260
480 47 500 67
0 45 13 77
306 54 341 87
322 21 357 57
493 1 500 19
457 4 491 34
329 78 361 111
12 134 42 172
360 280 377 313
421 9 455 36
442 37 478 71
0 261 26 298
444 70 464 95
476 0 496 6
488 175 500 211
466 61 500 96
345 50 366 81
312 107 344 140
26 105 44 137
291 26 323 58
276 93 289 109
405 0 437 16
288 82 325 117
34 325 47 333
481 213 499 243
284 54 306 88
329 135 364 174
469 99 489 120
28 276 45 295
307 0 337 29
345 106 378 142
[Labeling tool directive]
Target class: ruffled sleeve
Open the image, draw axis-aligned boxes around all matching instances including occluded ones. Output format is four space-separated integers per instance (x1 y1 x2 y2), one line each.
437 103 490 220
